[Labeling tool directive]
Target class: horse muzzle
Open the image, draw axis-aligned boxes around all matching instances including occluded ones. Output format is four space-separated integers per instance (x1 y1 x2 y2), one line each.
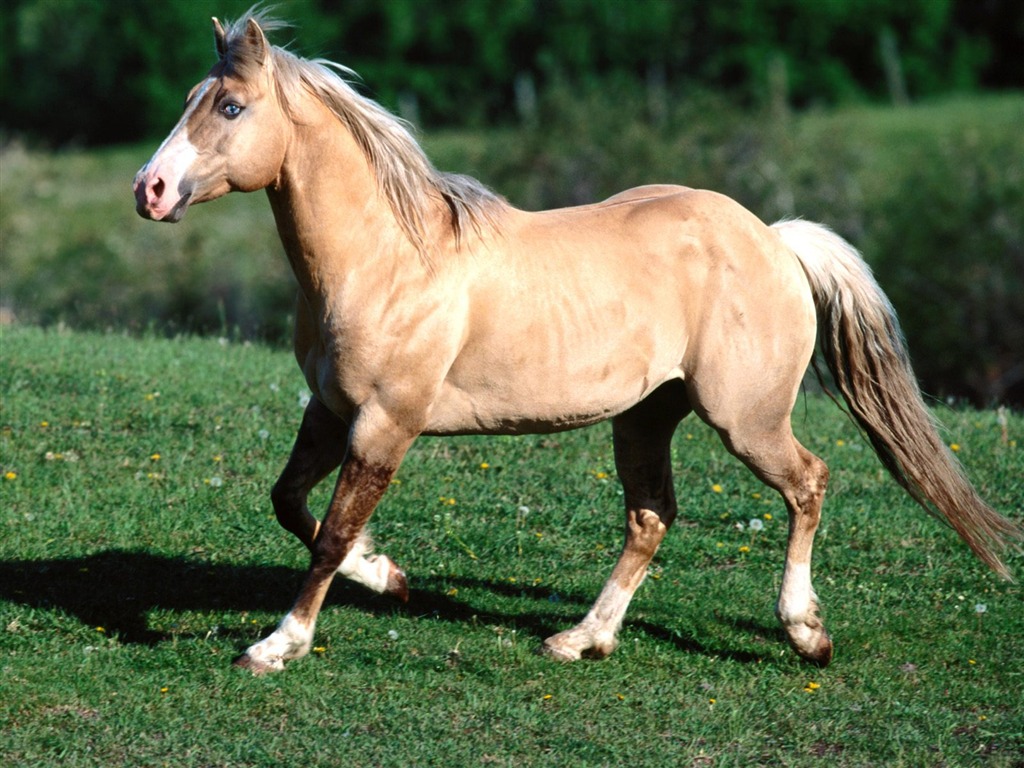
134 165 194 222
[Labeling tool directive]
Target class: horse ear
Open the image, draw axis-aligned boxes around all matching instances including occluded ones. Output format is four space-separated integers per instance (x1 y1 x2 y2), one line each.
212 17 228 58
243 17 269 65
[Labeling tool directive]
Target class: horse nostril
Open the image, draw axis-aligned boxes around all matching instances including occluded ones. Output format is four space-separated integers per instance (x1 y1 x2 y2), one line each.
150 176 165 200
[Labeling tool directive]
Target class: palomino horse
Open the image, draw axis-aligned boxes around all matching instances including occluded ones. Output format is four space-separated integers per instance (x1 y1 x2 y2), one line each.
134 13 1020 674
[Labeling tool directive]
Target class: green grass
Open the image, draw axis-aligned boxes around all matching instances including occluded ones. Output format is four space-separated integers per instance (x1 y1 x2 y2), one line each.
1 326 1022 766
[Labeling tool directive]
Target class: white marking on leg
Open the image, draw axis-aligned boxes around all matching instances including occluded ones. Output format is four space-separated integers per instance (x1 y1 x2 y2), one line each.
777 561 813 624
545 582 635 660
335 533 392 593
242 612 314 671
776 560 831 662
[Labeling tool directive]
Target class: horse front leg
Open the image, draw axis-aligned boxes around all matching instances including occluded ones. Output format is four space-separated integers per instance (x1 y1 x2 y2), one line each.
235 409 415 674
270 397 348 550
272 398 409 601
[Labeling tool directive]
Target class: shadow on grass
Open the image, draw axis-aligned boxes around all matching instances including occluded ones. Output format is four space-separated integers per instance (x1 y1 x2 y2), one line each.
0 549 770 663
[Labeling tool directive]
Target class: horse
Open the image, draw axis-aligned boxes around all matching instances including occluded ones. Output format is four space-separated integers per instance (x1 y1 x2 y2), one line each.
133 11 1020 675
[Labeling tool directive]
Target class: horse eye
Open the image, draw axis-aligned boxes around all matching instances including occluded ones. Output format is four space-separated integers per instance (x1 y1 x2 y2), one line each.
221 103 243 119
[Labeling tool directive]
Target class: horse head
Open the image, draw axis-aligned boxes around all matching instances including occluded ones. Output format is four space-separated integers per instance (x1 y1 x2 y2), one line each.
133 17 288 222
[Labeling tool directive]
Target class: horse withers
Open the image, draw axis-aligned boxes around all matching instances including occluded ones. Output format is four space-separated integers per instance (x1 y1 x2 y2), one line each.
134 11 1021 674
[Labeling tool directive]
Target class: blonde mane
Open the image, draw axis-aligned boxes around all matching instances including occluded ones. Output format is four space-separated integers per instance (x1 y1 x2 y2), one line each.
219 10 504 258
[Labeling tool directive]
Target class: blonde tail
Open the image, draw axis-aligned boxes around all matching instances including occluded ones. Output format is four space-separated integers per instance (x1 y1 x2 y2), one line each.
773 219 1021 579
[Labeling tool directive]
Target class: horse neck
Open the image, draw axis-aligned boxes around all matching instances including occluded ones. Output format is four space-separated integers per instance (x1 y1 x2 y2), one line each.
265 103 418 309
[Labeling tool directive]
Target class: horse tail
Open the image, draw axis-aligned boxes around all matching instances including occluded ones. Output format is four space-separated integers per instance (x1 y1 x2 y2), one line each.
772 218 1022 579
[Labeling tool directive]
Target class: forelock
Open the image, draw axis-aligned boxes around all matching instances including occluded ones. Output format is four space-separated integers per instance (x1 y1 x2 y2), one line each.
220 7 289 80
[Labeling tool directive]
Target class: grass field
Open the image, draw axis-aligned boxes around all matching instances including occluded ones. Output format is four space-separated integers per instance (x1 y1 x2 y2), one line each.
1 326 1022 766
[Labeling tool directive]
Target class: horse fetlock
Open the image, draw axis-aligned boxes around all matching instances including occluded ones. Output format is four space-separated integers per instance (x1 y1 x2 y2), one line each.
337 548 407 599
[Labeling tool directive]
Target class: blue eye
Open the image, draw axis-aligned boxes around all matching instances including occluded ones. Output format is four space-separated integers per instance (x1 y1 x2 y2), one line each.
221 102 243 119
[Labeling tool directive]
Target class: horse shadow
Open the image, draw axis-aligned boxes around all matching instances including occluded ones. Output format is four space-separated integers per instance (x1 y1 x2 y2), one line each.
0 549 772 663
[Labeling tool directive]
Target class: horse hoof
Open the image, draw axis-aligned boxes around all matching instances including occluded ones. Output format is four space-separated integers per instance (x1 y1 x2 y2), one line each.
540 638 581 662
233 652 284 675
386 563 409 603
796 631 833 668
811 632 834 667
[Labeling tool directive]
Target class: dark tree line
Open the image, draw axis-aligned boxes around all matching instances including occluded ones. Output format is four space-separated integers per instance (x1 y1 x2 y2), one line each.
1 0 1021 145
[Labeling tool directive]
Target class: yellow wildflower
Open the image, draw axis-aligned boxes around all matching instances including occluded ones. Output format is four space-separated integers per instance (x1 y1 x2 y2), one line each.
711 484 723 493
4 471 16 481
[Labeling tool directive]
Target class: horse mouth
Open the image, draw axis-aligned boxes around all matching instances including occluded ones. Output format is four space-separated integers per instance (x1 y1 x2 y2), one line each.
136 191 193 223
162 192 193 223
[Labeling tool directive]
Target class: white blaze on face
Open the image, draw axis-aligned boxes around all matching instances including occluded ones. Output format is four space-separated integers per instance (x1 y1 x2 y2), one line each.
135 77 215 219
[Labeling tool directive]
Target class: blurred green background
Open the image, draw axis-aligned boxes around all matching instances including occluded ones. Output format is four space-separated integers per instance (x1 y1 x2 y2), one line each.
1 0 1022 404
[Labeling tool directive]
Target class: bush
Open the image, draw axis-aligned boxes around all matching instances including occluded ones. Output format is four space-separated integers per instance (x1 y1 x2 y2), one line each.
2 0 1021 146
864 131 1024 404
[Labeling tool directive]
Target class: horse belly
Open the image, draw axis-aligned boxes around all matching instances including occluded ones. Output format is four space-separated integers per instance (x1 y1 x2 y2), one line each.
426 364 683 436
426 295 689 435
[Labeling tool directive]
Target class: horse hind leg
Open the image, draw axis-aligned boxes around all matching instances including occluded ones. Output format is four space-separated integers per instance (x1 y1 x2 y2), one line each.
544 382 689 661
713 413 833 665
272 397 407 601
